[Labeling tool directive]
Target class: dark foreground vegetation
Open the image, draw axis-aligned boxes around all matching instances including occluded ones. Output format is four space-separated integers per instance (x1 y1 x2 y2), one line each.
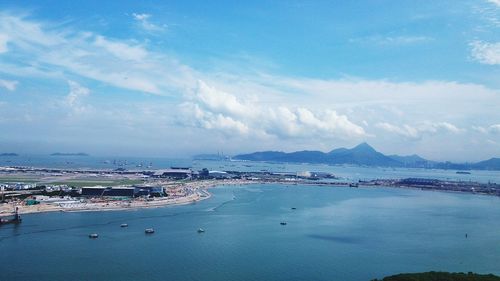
372 272 500 281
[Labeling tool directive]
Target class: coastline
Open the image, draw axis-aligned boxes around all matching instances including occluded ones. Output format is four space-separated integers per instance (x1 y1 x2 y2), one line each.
0 179 255 216
2 178 499 216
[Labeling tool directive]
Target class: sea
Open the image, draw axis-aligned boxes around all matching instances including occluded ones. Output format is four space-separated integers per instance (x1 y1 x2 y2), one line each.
1 156 500 281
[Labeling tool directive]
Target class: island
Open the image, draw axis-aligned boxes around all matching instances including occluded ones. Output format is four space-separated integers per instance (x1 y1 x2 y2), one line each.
0 153 18 156
372 271 500 281
50 152 89 156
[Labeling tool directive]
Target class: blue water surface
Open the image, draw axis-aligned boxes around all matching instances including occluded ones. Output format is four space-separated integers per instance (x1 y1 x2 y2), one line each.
1 184 500 281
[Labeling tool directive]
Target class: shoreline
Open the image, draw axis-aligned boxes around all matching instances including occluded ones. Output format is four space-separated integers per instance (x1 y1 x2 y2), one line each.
3 179 499 217
0 179 256 216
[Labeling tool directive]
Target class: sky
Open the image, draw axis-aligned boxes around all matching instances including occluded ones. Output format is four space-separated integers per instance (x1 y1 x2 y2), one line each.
0 0 499 161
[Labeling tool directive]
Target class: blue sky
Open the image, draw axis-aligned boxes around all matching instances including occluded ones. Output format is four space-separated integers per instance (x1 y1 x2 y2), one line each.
0 0 499 161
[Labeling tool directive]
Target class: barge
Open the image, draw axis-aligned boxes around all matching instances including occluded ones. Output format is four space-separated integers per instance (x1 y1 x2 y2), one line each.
0 207 22 225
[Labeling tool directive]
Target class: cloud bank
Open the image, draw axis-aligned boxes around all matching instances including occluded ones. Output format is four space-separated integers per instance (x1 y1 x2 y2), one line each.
180 81 367 140
376 122 463 140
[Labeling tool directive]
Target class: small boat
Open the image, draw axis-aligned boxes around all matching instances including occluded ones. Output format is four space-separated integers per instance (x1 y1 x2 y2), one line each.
145 228 155 234
291 207 297 210
120 223 128 227
89 233 99 239
280 222 287 225
197 228 205 233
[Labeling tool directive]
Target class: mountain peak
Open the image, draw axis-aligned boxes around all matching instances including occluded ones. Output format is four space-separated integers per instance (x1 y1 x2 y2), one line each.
352 142 376 152
233 146 500 170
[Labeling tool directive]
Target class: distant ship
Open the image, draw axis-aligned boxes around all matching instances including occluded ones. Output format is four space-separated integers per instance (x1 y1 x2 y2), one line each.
456 171 471 174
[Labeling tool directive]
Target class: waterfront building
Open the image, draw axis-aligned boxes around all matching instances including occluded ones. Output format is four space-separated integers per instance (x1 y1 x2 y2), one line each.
133 185 165 197
208 170 229 179
152 168 192 179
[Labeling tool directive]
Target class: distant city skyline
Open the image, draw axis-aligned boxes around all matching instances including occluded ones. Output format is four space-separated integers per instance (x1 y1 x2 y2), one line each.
0 0 499 161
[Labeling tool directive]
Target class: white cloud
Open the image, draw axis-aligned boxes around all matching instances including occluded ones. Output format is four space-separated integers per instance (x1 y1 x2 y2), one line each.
64 80 90 114
351 35 432 46
264 77 498 109
431 122 462 133
132 13 165 33
490 124 500 133
193 80 256 118
0 13 194 95
376 121 463 140
474 124 500 134
376 122 419 139
0 33 8 53
181 80 367 139
94 36 147 61
0 79 18 91
470 41 500 65
181 103 250 135
132 13 150 21
488 0 500 7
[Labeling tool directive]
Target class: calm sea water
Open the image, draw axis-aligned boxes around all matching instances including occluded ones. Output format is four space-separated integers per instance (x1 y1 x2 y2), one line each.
1 184 500 281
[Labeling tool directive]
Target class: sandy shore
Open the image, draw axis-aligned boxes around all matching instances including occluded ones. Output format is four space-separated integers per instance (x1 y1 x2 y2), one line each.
0 179 258 215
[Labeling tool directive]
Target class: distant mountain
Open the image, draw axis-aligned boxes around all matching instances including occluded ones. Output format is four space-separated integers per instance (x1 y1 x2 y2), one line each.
0 153 18 156
327 142 400 166
472 158 500 170
50 152 89 156
234 143 399 167
388 154 434 167
234 143 500 170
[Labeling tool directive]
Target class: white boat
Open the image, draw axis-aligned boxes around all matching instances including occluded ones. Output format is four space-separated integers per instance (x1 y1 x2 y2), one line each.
145 228 155 234
89 233 99 238
197 228 205 233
